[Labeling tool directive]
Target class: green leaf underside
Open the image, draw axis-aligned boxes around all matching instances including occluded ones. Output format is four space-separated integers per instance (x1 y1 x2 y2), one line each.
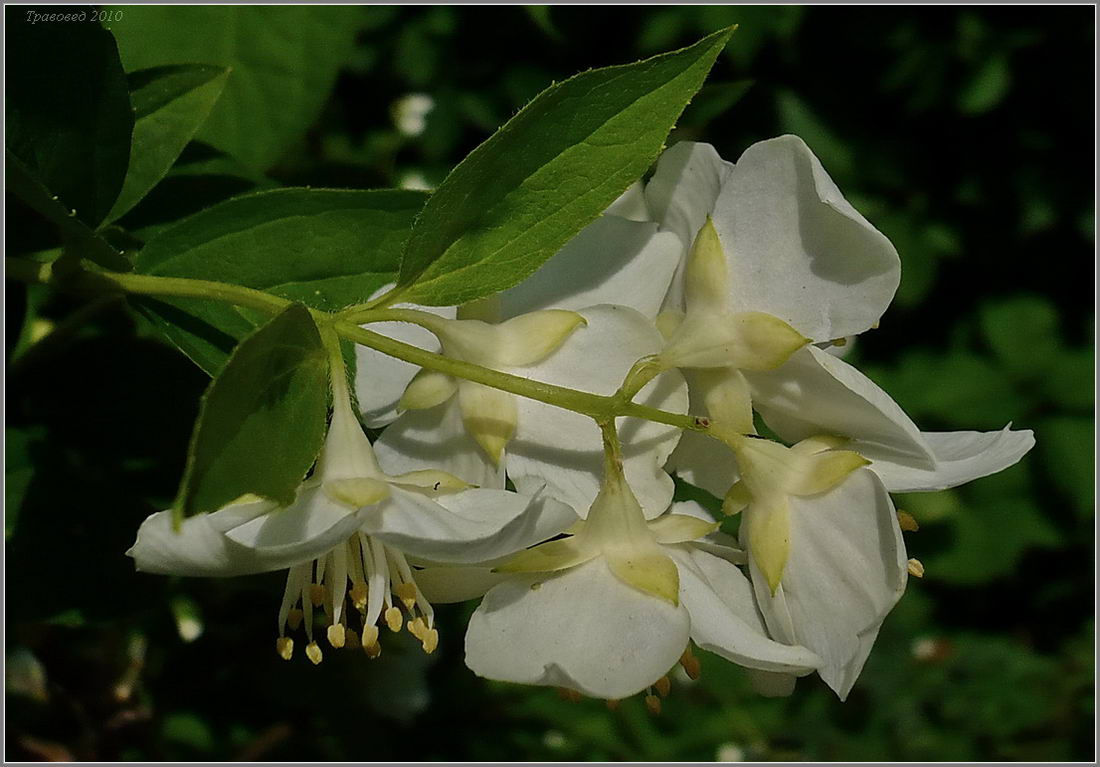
135 187 426 374
6 8 134 229
106 65 231 223
397 27 733 306
107 5 363 171
175 304 328 520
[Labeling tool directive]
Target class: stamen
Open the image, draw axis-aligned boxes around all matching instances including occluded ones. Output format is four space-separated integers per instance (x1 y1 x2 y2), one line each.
420 628 439 654
309 583 326 607
679 648 701 680
897 510 919 532
364 642 382 659
644 694 662 715
395 582 418 612
407 617 427 640
361 625 380 650
327 624 346 649
344 628 359 649
330 544 348 626
655 675 671 697
286 609 304 631
275 637 294 661
277 563 309 636
605 699 620 711
385 607 403 633
349 583 368 611
305 641 323 665
908 558 925 578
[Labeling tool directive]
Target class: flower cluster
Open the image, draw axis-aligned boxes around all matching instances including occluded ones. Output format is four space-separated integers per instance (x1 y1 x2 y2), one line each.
129 135 1034 704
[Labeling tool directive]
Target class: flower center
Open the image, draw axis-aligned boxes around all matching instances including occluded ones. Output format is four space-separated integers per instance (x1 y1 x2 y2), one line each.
274 532 438 664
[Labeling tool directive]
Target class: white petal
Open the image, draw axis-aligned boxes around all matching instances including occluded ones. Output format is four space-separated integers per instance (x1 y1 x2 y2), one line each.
715 135 900 341
373 396 505 489
746 468 907 699
507 305 687 519
669 547 820 674
465 558 690 699
666 372 741 497
127 499 318 577
499 215 681 320
603 180 652 222
355 301 456 427
412 566 508 603
748 345 935 467
362 487 577 564
645 142 733 312
223 486 370 561
864 425 1036 492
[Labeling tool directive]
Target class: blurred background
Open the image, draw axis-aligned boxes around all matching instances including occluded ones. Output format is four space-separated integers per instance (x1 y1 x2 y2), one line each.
5 5 1094 761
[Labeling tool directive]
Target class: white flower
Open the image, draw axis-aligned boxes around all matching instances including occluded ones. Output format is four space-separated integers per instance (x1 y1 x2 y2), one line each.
356 195 689 518
128 385 577 663
462 453 821 700
646 136 901 340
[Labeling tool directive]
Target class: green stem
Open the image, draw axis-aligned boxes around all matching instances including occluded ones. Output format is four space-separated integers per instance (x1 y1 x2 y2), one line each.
331 319 707 432
6 258 291 316
6 257 711 435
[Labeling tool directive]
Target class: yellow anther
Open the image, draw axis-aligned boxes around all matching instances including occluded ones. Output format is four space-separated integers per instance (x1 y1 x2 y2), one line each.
897 511 919 532
361 625 380 650
286 609 303 631
385 607 403 632
305 641 323 665
421 628 439 654
831 337 847 347
655 675 671 698
275 637 294 661
679 648 701 680
908 558 925 578
644 694 662 715
364 642 382 659
309 584 326 607
344 628 359 649
407 617 427 640
349 583 369 610
395 582 418 611
605 699 620 711
556 688 582 703
327 624 346 649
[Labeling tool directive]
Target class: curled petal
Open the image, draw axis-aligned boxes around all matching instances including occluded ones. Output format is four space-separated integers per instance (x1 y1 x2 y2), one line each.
715 135 900 341
362 487 578 565
863 426 1036 493
747 345 935 468
747 468 907 700
669 546 820 674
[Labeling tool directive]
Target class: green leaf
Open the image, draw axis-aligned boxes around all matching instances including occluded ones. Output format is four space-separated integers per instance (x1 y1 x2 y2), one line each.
175 304 328 519
134 187 426 375
6 151 131 271
395 27 733 306
108 5 363 170
5 6 134 228
106 65 231 223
